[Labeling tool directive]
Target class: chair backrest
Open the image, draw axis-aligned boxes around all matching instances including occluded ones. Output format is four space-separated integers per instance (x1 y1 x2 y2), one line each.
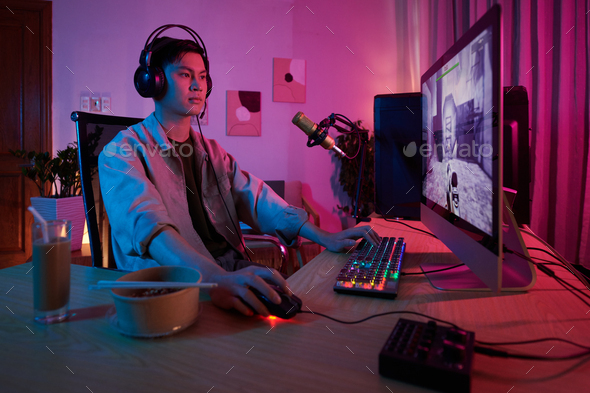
71 111 143 268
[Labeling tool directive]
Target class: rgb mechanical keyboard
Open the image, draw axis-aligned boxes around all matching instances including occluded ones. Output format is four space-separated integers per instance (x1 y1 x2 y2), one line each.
333 237 406 298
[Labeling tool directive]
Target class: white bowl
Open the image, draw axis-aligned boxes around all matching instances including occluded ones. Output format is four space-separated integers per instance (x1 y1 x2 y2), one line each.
110 266 202 337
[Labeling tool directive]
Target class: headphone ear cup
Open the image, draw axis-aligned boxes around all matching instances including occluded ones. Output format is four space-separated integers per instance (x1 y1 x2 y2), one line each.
201 56 212 98
151 66 166 98
206 74 213 98
134 66 152 98
134 65 166 98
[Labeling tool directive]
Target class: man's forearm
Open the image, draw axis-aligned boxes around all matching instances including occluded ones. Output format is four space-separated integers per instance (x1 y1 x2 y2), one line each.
148 226 226 280
298 221 329 248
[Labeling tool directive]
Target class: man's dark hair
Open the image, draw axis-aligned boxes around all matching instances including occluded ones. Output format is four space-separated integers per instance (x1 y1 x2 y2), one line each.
150 36 206 71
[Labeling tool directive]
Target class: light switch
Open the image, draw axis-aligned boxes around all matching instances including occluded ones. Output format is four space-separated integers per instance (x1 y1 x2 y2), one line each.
80 95 90 111
101 96 111 113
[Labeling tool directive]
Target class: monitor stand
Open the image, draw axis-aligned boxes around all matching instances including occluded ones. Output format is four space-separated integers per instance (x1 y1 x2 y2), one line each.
420 194 536 292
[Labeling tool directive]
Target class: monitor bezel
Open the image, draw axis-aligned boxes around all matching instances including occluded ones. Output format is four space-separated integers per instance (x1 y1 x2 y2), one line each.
420 5 502 256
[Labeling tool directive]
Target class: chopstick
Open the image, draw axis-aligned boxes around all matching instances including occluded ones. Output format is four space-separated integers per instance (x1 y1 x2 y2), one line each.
89 281 218 290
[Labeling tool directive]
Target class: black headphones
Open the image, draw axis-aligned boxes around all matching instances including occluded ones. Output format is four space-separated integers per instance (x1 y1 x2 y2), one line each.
134 24 213 100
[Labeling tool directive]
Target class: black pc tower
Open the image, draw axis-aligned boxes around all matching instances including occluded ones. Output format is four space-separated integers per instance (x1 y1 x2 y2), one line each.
374 93 422 220
503 86 530 225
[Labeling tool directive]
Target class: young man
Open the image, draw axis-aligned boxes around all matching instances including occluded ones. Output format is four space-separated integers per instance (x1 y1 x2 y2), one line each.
98 31 379 317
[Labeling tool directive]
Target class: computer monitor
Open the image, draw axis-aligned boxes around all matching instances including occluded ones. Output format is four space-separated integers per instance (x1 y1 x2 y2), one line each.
419 5 535 292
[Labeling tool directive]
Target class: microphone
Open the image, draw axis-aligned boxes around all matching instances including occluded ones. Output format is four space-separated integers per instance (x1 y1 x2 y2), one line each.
292 112 347 158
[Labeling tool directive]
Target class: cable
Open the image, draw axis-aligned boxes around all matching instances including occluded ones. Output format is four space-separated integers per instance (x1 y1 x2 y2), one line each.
510 248 590 303
533 257 567 265
528 247 590 282
520 226 590 290
298 310 461 328
505 247 590 308
196 116 253 263
299 308 590 361
510 248 588 294
529 246 590 281
327 113 362 160
536 260 588 274
538 261 576 270
528 246 563 260
476 337 590 350
551 275 590 303
402 263 465 276
520 227 567 263
386 220 438 238
474 345 590 361
373 204 438 238
531 257 590 299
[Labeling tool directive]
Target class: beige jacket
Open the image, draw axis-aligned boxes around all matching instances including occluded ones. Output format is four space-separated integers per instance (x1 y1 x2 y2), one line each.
98 113 308 271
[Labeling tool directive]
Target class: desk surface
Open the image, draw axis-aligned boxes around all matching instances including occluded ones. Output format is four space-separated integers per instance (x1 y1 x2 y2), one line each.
1 218 588 393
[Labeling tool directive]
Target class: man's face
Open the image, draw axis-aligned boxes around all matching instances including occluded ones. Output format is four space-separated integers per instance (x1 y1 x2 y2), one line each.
157 52 207 117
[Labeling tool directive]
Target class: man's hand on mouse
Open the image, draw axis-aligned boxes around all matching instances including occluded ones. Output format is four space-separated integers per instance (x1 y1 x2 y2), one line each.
209 266 287 317
322 225 381 253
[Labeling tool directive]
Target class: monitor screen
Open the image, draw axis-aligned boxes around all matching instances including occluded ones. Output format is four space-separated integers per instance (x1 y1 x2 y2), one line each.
421 7 501 255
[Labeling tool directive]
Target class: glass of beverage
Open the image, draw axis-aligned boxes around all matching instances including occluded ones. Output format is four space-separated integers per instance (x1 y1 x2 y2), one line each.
32 219 71 324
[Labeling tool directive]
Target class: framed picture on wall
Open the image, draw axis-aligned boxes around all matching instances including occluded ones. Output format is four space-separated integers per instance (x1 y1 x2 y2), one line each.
273 58 306 103
226 90 261 136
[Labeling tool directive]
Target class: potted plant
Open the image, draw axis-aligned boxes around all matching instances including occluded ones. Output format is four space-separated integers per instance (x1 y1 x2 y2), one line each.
333 120 375 224
10 143 86 251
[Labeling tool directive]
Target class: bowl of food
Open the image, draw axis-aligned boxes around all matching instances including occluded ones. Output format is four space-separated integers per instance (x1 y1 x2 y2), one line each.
109 266 202 337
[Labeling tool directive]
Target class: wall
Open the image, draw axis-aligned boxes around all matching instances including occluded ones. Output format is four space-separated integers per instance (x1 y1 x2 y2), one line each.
52 0 416 234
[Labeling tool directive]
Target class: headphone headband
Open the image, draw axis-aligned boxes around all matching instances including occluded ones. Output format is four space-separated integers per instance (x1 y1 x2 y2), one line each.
143 24 208 66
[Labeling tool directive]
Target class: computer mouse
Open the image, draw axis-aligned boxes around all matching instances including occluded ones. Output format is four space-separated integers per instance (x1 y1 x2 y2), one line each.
246 284 302 319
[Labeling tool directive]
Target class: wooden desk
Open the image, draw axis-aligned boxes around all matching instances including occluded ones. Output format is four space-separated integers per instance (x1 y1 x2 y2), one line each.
1 218 588 392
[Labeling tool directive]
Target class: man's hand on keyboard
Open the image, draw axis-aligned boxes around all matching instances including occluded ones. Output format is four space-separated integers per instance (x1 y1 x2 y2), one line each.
323 226 381 253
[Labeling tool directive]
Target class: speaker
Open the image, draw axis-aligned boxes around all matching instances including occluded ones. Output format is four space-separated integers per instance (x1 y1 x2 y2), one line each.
374 93 422 219
503 86 530 225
